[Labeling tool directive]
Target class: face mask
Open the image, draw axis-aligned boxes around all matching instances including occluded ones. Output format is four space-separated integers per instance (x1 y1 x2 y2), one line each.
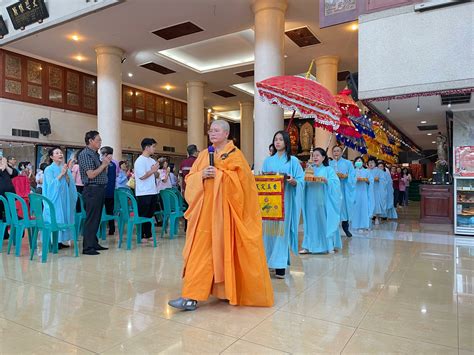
355 161 363 168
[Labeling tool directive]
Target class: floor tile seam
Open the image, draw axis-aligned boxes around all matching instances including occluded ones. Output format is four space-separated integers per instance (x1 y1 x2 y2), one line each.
456 294 461 351
357 324 460 349
339 321 359 354
277 309 358 330
232 307 280 340
218 338 241 354
164 316 243 339
223 338 292 354
0 314 97 354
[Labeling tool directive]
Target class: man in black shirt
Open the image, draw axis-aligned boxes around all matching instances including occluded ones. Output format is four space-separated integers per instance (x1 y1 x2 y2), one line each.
0 156 18 239
77 131 112 255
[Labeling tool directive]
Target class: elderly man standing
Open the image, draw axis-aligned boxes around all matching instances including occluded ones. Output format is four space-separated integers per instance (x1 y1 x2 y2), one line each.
78 131 112 255
168 120 274 311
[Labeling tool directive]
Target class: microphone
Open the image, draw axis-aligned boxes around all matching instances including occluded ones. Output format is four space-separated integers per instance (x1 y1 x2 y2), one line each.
208 146 215 166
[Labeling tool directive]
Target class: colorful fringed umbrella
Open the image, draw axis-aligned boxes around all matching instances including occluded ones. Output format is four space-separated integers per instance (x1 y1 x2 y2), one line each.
351 115 375 138
333 89 360 117
256 75 341 131
335 114 362 138
336 133 367 154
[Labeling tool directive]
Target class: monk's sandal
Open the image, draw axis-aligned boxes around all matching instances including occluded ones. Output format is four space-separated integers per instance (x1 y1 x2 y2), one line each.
168 297 198 311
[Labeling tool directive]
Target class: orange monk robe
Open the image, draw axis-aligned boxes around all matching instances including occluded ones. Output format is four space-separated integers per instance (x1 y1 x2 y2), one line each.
182 141 274 307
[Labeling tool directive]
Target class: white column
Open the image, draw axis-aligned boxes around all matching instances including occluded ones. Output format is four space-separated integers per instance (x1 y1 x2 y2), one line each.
95 46 123 159
314 55 339 157
240 101 254 165
252 0 287 172
187 81 205 151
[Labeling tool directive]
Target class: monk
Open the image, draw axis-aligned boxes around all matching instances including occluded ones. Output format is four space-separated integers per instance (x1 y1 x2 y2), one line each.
168 120 274 311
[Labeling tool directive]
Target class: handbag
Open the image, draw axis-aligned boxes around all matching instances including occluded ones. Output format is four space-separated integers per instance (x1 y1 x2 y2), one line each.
127 177 135 189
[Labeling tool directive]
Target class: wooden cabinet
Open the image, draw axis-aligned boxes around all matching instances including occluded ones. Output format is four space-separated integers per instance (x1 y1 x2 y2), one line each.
420 185 453 224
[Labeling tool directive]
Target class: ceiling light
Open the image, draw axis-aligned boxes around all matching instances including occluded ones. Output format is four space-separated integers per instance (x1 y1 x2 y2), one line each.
284 54 288 58
416 97 421 112
432 141 436 144
128 73 133 77
427 133 432 136
386 100 391 114
207 108 212 113
74 55 85 62
163 84 172 91
420 120 427 124
447 102 452 108
69 34 81 41
350 23 358 31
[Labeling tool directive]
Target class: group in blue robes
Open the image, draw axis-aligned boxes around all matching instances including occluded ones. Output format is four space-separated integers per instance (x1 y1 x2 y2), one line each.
302 163 342 253
42 163 78 243
352 163 374 230
262 153 304 271
329 156 355 236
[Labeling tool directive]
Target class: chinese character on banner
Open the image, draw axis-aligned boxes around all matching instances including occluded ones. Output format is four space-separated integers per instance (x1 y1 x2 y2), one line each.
255 175 285 221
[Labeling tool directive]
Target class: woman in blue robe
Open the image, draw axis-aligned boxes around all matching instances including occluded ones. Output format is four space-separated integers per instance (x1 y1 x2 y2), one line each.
262 131 304 279
382 163 398 220
352 157 373 230
366 157 386 225
42 147 78 248
329 146 356 237
301 147 342 254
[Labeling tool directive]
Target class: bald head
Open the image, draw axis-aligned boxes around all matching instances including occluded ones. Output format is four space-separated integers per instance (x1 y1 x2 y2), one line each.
211 119 230 133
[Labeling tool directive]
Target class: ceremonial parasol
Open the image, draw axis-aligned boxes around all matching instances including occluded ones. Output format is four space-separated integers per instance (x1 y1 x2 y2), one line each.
351 115 375 138
336 134 368 154
256 73 341 132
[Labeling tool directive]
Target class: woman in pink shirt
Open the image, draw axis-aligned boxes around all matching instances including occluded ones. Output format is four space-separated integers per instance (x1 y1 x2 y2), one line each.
70 157 84 213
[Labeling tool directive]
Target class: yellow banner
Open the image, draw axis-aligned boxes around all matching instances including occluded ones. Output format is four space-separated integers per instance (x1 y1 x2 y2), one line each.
255 175 285 221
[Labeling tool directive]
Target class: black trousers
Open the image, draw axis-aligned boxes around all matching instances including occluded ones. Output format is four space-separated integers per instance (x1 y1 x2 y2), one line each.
136 194 157 238
83 185 106 252
393 188 399 207
104 196 115 234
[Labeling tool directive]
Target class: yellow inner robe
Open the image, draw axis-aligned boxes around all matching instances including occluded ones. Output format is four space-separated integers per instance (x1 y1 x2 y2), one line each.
182 141 274 307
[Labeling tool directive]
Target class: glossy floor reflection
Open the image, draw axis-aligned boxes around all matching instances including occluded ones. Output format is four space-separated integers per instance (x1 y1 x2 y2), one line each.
0 204 472 354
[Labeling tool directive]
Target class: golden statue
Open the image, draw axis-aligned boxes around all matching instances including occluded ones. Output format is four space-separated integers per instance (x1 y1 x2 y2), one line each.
299 122 314 154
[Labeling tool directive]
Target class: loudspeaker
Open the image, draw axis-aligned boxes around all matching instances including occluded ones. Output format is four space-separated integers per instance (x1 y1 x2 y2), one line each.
346 72 359 102
38 118 51 136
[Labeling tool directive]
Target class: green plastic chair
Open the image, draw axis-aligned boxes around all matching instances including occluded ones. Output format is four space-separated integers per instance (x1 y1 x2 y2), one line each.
29 193 78 263
170 188 187 214
5 192 36 257
98 205 119 241
75 192 86 239
159 189 184 239
0 195 12 253
116 189 156 250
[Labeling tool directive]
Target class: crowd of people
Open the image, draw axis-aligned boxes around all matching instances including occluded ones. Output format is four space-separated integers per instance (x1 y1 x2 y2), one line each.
0 122 412 312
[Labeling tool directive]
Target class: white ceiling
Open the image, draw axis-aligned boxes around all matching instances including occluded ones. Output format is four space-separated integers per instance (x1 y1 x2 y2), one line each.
4 0 359 113
371 95 474 149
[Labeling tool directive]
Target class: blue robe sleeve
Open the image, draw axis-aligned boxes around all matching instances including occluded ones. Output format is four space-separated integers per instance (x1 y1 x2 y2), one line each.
367 170 375 217
288 157 304 254
326 167 342 240
262 157 270 173
346 160 356 219
43 165 62 203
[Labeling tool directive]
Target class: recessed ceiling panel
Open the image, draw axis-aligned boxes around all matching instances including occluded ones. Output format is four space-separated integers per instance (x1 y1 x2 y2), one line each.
213 90 236 98
157 29 255 73
140 62 176 75
152 21 203 40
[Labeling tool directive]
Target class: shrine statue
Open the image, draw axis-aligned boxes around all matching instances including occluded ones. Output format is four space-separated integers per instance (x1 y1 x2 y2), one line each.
299 122 314 154
436 132 447 161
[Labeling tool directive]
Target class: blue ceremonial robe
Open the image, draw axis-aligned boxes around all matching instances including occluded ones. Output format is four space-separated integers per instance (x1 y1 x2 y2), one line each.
262 153 304 268
42 163 78 242
302 164 342 253
352 167 373 229
329 158 355 222
367 168 386 217
383 170 398 219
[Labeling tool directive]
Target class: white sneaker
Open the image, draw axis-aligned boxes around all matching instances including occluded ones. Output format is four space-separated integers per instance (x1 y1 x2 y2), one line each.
299 248 310 254
375 218 380 225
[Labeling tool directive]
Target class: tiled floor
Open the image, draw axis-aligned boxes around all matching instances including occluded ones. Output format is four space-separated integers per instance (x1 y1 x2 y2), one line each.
0 203 472 354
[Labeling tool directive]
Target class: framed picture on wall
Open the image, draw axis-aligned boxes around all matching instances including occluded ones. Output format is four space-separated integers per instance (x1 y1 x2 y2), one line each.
122 153 134 168
35 145 55 169
66 147 82 163
320 0 362 28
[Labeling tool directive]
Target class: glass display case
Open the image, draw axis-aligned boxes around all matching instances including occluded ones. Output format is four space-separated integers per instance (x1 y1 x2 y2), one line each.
455 177 474 235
